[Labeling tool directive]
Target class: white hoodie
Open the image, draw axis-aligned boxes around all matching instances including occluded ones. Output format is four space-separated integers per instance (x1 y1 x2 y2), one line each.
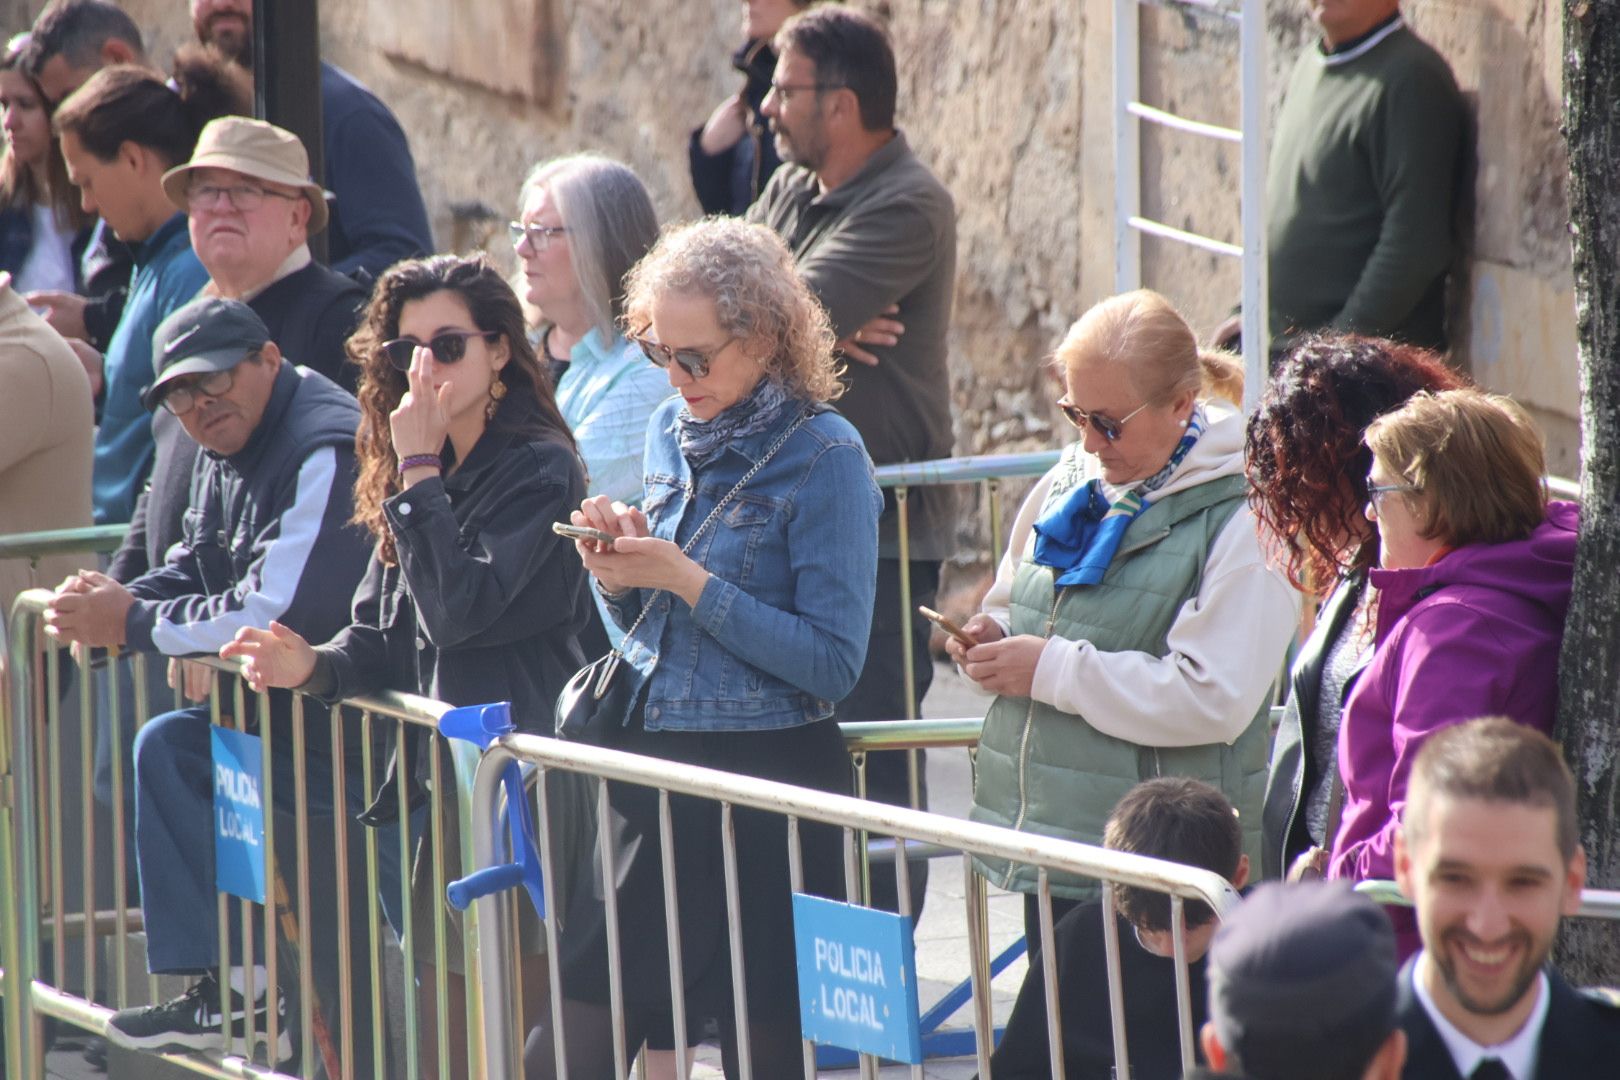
980 402 1300 747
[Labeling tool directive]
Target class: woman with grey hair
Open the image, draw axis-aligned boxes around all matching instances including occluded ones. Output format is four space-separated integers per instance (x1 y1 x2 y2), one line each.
529 217 881 1078
513 153 670 507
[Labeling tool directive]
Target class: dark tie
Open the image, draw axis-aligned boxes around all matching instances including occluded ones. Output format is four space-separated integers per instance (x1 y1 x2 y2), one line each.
1470 1059 1511 1080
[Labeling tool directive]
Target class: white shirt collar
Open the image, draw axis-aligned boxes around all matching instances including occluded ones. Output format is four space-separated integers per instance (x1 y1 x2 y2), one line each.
1318 15 1405 67
1413 953 1549 1080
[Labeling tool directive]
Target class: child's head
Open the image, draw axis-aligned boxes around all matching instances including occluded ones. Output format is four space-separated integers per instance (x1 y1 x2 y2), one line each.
1103 778 1247 958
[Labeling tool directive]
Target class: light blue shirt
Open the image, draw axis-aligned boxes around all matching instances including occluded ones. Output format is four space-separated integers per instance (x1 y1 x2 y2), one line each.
554 329 671 508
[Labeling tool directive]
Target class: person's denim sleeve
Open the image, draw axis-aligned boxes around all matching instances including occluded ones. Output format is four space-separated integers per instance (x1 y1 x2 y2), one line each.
688 441 880 702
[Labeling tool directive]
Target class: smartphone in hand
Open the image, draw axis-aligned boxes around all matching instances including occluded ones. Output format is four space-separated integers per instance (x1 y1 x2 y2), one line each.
918 605 977 648
552 521 617 546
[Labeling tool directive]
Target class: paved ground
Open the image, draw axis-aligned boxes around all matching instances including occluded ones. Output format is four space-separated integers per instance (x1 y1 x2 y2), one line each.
45 663 1017 1078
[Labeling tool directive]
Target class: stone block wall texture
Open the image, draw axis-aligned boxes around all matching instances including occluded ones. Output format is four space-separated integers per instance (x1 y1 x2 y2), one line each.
0 0 1578 484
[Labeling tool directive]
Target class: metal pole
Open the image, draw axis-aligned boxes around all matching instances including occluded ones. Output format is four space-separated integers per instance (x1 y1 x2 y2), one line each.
470 746 520 1080
3 600 44 1078
253 0 328 265
1113 0 1142 291
1239 0 1270 407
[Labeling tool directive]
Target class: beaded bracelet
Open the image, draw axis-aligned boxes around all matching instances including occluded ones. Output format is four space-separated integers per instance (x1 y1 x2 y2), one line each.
398 453 442 475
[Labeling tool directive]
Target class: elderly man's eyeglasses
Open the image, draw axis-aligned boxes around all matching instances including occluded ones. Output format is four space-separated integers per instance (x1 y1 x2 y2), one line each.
186 182 299 213
1056 398 1150 442
161 368 236 416
508 221 569 253
629 329 737 380
380 330 500 371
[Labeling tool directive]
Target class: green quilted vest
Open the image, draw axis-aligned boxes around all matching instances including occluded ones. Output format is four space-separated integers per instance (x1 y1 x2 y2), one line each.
969 447 1271 898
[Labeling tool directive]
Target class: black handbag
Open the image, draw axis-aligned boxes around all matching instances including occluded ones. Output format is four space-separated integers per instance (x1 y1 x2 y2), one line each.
554 409 812 742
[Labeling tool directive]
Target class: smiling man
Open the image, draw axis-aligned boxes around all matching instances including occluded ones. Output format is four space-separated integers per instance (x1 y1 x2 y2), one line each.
1393 717 1620 1080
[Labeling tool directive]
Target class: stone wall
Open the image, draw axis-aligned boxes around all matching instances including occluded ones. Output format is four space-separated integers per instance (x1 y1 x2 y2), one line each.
1 0 1580 482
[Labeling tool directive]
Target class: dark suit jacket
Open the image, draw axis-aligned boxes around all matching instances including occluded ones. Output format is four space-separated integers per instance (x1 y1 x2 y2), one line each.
1397 955 1620 1079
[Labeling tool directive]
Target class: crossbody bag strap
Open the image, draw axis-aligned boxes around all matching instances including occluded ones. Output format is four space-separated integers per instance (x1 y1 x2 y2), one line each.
613 407 813 645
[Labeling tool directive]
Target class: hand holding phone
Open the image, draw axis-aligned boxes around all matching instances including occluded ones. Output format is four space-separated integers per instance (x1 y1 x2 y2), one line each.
919 605 977 648
553 521 617 546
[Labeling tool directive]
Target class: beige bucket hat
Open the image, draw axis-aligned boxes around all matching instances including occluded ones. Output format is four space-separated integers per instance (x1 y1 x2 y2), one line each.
162 116 331 233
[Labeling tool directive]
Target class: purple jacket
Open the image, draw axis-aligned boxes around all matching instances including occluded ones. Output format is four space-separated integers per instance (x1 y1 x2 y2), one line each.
1329 500 1578 884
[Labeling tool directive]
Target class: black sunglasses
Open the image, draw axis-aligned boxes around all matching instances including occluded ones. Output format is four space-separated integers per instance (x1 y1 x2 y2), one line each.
628 330 737 380
1055 398 1150 442
379 330 499 371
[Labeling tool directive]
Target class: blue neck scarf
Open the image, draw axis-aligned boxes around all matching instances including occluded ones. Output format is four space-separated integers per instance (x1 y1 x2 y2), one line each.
1032 408 1207 587
676 377 792 468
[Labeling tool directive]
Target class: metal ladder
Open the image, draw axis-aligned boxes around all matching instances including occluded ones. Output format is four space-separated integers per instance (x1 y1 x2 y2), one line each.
1113 0 1269 407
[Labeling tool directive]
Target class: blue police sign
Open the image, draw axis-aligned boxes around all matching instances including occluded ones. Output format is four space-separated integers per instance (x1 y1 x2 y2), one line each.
211 726 266 904
792 893 922 1063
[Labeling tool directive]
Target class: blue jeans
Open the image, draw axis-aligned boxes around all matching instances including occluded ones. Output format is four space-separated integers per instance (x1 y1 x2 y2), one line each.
132 703 406 972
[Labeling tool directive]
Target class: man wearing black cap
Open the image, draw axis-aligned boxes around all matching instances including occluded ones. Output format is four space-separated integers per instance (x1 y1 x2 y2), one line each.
43 296 379 1061
1192 881 1406 1080
1392 717 1620 1080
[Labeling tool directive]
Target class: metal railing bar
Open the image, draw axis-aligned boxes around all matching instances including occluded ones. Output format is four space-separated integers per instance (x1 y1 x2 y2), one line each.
483 735 1241 914
839 718 982 752
1101 883 1132 1080
0 523 128 560
1038 869 1066 1080
1126 100 1240 142
873 450 1060 489
1171 894 1194 1073
1128 215 1243 258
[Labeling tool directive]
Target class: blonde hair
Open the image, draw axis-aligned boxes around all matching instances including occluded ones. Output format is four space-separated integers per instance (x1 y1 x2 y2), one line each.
1365 388 1547 547
622 217 843 403
1055 289 1207 404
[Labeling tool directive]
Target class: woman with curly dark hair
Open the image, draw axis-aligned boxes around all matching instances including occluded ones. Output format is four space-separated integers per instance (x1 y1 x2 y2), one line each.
1246 334 1463 883
223 254 592 1073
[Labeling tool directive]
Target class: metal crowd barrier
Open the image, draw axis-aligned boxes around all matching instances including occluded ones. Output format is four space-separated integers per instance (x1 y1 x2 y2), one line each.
0 581 996 1080
467 732 1240 1080
2 587 475 1080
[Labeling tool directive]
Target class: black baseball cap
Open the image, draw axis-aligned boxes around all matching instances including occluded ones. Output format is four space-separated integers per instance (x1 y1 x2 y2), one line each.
142 297 271 412
1207 882 1398 1080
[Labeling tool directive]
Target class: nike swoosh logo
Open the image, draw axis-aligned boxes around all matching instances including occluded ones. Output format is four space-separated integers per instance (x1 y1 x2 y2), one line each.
166 326 203 355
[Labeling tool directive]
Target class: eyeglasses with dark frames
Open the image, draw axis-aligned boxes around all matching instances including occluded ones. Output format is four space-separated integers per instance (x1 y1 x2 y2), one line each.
508 221 570 253
1055 397 1151 442
628 329 738 380
379 330 500 371
185 182 300 213
161 367 237 416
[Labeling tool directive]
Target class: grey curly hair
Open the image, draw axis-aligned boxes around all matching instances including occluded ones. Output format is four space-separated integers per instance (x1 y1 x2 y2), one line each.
622 217 844 403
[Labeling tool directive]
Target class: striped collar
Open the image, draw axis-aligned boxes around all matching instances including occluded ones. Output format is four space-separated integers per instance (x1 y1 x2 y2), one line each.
1318 14 1405 66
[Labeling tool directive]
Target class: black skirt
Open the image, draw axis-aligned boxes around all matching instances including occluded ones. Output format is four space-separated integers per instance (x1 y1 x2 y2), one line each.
555 705 851 1024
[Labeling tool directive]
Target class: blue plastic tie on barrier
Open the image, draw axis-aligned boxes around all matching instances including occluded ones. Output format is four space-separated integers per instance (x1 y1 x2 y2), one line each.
440 702 545 919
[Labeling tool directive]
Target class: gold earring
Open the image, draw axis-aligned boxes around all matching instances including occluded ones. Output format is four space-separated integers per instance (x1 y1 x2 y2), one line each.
486 376 507 420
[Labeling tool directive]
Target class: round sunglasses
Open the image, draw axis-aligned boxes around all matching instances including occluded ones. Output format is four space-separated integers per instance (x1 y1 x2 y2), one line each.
1055 397 1150 442
628 330 737 380
379 330 499 371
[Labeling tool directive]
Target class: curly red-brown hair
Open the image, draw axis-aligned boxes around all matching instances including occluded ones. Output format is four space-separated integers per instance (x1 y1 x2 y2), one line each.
1245 335 1466 594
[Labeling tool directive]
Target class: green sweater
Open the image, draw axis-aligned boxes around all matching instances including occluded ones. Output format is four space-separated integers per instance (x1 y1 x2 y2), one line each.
1266 23 1465 350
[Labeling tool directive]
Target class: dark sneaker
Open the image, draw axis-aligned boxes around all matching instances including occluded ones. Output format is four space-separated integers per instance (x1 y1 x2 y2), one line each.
103 974 291 1064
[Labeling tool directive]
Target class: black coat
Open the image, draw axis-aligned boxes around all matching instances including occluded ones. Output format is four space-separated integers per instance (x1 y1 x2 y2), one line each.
313 397 591 732
1260 572 1369 879
1398 958 1620 1079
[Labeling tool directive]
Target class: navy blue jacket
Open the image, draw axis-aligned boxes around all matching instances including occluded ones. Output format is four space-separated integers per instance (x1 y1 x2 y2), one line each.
122 362 371 657
321 63 433 281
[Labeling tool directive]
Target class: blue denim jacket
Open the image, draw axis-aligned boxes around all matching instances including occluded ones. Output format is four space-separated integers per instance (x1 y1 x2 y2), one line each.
603 396 881 731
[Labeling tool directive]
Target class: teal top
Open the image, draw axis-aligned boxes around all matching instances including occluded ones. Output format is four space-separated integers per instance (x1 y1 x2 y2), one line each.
554 328 671 507
92 213 208 524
